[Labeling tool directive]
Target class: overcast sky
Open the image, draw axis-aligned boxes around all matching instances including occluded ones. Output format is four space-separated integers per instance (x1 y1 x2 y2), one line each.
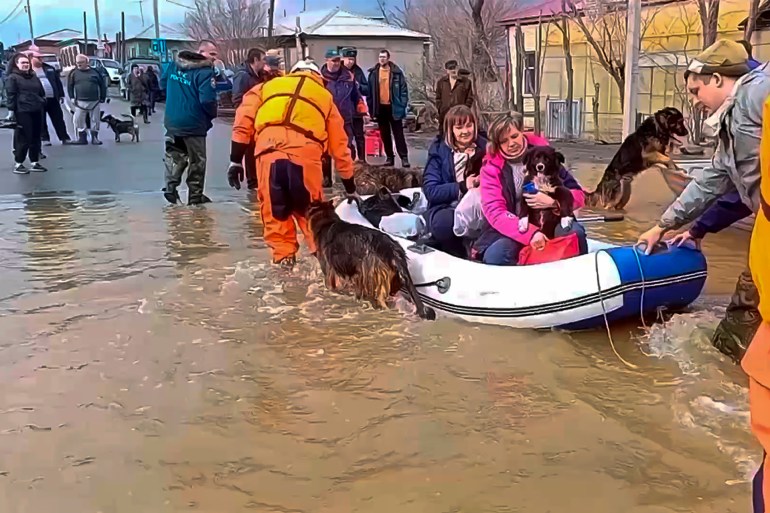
0 0 383 45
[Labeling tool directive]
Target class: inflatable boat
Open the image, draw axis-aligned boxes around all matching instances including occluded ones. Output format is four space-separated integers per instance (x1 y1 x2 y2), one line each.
335 189 708 330
663 160 754 233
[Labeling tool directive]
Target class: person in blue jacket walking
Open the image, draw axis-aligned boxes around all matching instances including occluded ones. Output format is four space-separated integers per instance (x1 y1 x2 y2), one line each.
160 40 218 205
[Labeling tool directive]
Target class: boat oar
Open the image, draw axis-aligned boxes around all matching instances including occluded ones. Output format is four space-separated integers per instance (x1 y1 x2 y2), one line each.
576 214 625 223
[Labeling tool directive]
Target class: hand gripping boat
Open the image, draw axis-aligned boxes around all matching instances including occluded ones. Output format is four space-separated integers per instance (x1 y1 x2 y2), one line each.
335 189 708 330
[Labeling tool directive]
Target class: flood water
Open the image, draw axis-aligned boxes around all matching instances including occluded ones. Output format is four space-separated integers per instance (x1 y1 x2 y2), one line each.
0 163 757 512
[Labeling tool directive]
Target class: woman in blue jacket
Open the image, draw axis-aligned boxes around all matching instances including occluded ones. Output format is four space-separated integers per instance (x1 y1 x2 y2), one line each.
423 105 487 257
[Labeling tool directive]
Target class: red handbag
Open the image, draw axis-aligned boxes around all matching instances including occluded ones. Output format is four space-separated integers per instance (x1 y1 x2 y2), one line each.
518 232 580 266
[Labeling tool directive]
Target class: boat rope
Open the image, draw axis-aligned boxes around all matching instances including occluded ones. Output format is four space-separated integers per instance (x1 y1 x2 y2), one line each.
594 248 640 370
414 277 451 294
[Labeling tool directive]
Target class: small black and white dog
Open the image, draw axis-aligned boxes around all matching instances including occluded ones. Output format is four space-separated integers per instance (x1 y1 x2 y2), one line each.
101 114 140 142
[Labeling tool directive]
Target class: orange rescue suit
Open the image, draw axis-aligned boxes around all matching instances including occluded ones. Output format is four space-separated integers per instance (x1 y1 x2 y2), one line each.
743 95 770 512
232 71 355 262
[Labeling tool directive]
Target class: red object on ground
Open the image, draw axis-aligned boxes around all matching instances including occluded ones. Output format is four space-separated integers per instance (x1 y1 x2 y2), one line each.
365 129 383 157
518 232 580 266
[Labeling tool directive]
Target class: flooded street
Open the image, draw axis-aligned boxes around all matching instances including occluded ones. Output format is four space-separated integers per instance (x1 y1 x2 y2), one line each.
0 139 757 511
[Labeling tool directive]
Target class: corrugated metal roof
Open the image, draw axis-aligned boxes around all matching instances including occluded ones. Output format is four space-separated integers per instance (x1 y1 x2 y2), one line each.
128 23 194 41
275 8 429 39
28 29 84 42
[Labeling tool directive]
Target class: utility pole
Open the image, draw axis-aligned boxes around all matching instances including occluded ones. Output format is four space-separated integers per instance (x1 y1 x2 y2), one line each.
83 11 88 56
621 0 641 140
120 11 126 64
268 0 276 40
25 0 34 44
94 0 103 57
153 0 160 39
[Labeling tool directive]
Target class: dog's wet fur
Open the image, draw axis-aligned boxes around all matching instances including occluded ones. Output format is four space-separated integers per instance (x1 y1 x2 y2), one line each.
585 107 688 210
101 114 140 143
519 146 574 239
353 162 422 195
307 200 435 320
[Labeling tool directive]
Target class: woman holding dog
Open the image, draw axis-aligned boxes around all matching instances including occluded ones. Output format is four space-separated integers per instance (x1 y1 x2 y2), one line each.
423 105 487 257
475 112 587 266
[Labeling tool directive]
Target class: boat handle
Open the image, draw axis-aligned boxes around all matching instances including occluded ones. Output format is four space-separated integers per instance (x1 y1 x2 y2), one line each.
415 277 451 294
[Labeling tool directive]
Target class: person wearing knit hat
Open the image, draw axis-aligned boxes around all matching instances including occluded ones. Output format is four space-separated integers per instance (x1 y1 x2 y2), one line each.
341 47 369 163
639 37 770 362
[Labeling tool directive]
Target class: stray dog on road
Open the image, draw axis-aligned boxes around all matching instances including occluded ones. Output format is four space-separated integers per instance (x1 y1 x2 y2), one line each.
585 107 688 210
101 114 140 142
307 199 435 320
518 146 575 238
354 162 422 195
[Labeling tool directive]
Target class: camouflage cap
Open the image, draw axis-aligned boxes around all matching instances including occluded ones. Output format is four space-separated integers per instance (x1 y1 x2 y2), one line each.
686 39 751 78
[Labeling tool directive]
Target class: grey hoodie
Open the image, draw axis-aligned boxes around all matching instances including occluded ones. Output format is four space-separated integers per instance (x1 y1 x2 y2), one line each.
660 62 770 230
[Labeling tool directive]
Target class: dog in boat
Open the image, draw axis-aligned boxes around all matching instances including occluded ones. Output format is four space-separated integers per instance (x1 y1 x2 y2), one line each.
353 162 423 195
585 107 689 210
518 146 575 238
307 199 435 320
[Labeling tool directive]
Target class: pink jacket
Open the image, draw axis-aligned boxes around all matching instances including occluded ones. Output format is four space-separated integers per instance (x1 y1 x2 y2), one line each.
480 134 586 245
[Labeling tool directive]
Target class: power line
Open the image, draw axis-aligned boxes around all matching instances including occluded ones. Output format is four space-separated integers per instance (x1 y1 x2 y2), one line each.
165 0 194 10
0 0 24 25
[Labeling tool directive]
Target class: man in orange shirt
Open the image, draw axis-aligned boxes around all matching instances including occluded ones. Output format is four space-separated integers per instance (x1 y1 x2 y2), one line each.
366 49 410 168
228 59 358 267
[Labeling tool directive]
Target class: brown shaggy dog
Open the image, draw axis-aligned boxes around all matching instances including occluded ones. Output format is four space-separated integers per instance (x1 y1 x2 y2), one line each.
585 107 689 210
307 200 435 320
353 162 423 195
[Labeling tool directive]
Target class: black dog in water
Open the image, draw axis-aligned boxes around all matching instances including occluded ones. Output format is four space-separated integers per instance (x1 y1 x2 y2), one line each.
585 107 688 210
101 114 140 143
307 199 435 320
518 146 575 239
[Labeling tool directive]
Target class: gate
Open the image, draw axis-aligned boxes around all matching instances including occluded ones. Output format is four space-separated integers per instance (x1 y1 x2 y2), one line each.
546 99 583 140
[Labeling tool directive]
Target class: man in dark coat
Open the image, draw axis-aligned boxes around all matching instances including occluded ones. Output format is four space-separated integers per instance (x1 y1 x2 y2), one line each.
436 59 474 133
160 40 218 205
366 49 410 168
342 47 369 163
31 56 71 145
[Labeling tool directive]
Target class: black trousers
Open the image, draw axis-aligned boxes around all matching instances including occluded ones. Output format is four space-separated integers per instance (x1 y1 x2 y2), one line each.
376 104 408 160
41 97 70 142
244 140 257 189
164 135 208 202
14 111 43 164
351 116 366 161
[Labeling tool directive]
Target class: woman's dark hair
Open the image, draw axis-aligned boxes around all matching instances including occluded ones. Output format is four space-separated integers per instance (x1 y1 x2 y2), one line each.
443 105 477 148
9 52 30 73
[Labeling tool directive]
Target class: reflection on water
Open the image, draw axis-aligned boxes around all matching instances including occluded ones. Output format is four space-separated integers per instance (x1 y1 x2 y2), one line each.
0 185 756 513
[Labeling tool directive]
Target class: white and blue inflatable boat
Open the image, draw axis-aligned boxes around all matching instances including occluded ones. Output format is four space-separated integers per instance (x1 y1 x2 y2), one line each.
335 189 707 330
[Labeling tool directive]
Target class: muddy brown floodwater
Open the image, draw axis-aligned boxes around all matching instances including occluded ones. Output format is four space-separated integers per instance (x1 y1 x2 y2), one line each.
0 162 758 513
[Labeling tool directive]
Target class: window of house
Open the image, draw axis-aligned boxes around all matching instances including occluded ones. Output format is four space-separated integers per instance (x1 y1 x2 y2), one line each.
130 47 137 58
524 51 537 95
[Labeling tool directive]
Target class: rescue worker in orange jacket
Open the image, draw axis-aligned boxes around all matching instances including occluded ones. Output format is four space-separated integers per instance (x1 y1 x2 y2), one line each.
743 94 770 513
228 58 358 267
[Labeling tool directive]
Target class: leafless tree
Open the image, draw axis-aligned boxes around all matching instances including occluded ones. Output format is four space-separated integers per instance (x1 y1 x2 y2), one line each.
694 0 719 48
745 0 762 42
565 0 657 105
553 0 574 139
184 0 268 66
394 0 513 120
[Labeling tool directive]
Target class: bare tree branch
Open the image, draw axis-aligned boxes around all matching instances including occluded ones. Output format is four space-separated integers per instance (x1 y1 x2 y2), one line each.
744 0 761 42
184 0 268 66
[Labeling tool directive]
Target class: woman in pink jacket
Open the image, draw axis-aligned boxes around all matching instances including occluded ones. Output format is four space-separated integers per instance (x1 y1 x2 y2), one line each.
474 112 588 265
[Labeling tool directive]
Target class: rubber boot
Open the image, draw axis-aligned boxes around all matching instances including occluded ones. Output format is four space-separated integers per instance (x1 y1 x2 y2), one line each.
90 130 102 145
143 108 150 124
71 130 88 145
